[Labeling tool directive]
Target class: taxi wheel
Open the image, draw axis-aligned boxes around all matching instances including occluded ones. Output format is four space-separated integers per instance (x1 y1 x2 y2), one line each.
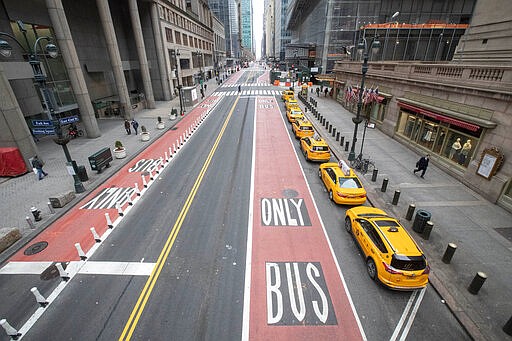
344 217 352 233
367 258 377 280
329 190 333 201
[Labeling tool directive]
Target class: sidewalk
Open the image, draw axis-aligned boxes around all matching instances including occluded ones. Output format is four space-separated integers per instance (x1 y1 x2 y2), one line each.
0 76 222 262
297 89 512 340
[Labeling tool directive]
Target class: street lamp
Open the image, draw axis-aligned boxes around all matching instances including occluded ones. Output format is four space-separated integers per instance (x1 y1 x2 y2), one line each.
1 20 85 193
195 50 203 87
170 49 184 116
347 37 381 162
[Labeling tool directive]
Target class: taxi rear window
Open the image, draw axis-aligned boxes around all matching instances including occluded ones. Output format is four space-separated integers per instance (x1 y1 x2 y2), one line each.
300 126 313 130
338 177 362 188
391 255 426 271
313 146 328 151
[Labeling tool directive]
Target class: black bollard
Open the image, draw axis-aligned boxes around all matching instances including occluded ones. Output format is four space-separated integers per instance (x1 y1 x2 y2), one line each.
344 141 349 151
442 243 457 264
405 204 416 220
381 178 388 192
504 315 512 336
325 120 329 128
468 272 487 295
371 169 378 182
332 127 336 137
340 136 345 145
328 124 332 133
336 132 340 141
422 221 434 240
392 190 401 205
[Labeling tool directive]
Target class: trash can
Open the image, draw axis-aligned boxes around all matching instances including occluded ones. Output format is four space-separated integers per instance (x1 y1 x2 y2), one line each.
77 165 88 182
412 209 431 233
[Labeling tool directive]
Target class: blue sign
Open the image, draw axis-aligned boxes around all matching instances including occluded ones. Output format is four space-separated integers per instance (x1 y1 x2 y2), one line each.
32 128 55 135
59 116 79 125
32 120 53 127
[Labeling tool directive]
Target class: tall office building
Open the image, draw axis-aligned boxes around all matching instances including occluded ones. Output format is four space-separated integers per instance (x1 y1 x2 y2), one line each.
208 0 239 65
274 0 291 61
240 0 253 52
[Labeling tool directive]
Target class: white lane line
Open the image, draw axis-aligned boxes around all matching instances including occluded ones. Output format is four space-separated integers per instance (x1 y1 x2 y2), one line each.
78 261 155 276
399 287 426 341
389 288 425 341
241 97 257 341
0 261 53 274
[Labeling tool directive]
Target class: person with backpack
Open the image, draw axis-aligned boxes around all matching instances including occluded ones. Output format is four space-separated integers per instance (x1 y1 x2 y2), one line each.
31 155 48 180
131 119 139 135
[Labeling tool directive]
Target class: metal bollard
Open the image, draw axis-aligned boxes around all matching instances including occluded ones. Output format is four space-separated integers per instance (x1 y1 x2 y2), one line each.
47 202 55 214
332 127 336 137
345 141 349 151
325 120 329 128
26 216 35 229
328 124 332 133
0 319 21 339
504 315 512 336
336 132 340 141
405 204 416 221
442 243 457 264
392 190 401 205
371 169 378 182
381 178 389 192
468 272 487 295
422 221 434 240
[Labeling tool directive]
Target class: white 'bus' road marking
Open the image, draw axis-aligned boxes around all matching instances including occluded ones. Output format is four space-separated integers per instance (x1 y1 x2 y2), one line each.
389 287 426 341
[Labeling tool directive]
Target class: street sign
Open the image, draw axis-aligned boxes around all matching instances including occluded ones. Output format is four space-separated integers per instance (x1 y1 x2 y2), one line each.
32 127 55 135
60 116 79 125
32 119 53 127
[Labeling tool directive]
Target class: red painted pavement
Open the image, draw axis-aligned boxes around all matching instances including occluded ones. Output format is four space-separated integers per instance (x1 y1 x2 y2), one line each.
10 96 220 263
248 96 364 340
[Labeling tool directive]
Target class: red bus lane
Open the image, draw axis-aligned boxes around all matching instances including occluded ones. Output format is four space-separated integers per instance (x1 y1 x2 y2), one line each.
245 96 365 340
9 97 219 263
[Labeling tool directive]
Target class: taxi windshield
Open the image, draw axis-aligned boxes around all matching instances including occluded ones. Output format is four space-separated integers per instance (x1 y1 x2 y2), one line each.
338 177 362 188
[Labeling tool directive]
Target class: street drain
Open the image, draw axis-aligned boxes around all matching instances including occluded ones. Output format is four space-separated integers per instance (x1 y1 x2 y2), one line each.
24 241 48 256
171 127 178 130
282 189 299 198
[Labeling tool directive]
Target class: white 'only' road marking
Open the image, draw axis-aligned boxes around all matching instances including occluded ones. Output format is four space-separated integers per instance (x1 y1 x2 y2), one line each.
389 287 427 341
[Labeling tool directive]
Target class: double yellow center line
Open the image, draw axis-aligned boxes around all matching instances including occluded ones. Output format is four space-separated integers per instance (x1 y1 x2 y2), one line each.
119 96 241 340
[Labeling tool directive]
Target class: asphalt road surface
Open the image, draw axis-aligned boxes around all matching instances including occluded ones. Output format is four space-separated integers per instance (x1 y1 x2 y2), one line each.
0 66 469 340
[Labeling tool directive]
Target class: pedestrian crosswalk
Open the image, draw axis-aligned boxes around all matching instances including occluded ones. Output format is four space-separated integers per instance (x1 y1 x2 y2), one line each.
222 82 272 88
212 89 282 97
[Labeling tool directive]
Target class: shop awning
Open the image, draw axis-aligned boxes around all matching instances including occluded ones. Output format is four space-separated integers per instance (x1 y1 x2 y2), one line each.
398 102 480 132
397 98 496 131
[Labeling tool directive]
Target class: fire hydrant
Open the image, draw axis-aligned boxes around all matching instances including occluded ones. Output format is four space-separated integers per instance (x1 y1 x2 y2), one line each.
30 207 42 222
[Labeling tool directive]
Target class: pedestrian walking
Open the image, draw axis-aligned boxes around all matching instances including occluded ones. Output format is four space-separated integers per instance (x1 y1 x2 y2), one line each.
316 87 320 97
204 84 207 91
131 119 139 135
324 88 328 97
124 119 131 135
238 84 241 92
31 155 48 180
200 88 204 99
413 154 430 178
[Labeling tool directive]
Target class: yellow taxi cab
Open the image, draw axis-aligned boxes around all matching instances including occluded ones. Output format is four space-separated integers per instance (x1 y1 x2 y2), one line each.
318 160 366 205
286 108 304 123
281 90 295 102
344 206 430 290
285 98 299 111
300 135 331 162
291 118 315 139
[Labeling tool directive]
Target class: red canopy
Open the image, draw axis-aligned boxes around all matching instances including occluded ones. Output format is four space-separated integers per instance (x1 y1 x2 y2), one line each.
0 147 28 176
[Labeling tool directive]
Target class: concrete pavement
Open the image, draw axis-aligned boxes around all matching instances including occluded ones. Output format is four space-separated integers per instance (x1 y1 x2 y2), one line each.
297 88 512 341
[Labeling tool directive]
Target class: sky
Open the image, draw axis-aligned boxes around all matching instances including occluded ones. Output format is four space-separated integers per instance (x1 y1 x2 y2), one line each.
252 0 263 59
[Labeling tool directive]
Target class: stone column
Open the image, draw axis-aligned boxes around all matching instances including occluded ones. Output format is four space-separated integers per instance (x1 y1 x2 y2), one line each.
96 0 132 119
150 2 171 101
0 63 38 169
128 0 155 108
46 0 101 138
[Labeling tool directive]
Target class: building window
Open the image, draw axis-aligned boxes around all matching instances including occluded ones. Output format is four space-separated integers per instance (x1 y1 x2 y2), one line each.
175 31 181 45
182 33 188 46
165 28 173 43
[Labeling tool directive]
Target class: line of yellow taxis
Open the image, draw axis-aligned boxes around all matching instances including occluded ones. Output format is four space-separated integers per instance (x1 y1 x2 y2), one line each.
281 89 430 290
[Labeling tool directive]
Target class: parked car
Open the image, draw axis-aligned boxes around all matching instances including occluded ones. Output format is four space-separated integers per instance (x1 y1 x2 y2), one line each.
318 160 366 205
285 98 299 111
281 90 295 102
286 108 304 123
291 118 315 139
300 135 331 162
345 206 430 290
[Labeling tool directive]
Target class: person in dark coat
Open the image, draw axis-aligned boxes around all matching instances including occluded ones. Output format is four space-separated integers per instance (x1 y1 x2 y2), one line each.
124 119 131 135
324 88 329 97
316 87 320 97
131 119 139 135
414 154 430 178
31 155 48 180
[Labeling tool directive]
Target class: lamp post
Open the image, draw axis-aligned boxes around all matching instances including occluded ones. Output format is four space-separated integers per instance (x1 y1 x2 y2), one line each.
347 37 380 162
1 20 84 193
195 50 203 87
171 49 184 116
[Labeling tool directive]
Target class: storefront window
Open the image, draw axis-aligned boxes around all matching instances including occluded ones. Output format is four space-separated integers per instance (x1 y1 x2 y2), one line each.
418 121 438 150
443 132 474 167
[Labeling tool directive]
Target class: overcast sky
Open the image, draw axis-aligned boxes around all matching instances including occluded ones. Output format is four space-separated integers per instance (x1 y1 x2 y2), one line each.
252 0 263 59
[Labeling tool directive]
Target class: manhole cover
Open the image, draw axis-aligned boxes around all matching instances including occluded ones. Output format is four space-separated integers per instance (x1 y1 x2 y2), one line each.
24 241 48 256
282 189 299 198
40 262 66 281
